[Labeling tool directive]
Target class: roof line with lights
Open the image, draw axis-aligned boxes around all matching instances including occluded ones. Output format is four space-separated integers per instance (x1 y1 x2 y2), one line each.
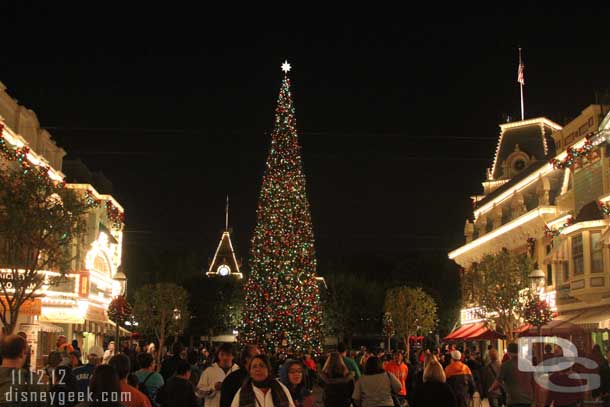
489 117 563 182
206 231 242 278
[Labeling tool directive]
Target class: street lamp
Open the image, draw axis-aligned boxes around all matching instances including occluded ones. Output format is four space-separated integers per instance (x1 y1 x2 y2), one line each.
113 266 127 354
528 268 546 290
114 266 127 294
528 267 547 363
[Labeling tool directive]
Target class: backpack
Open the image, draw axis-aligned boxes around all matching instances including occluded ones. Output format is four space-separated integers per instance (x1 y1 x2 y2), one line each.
138 372 156 403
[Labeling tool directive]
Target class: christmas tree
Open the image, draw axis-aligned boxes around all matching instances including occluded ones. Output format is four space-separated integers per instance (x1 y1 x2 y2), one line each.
241 61 322 353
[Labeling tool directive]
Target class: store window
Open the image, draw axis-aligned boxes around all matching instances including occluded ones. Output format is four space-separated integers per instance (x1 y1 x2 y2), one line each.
546 263 553 286
591 231 603 273
572 235 584 275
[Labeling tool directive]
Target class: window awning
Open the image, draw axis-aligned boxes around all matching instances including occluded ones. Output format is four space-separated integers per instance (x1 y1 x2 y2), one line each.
570 306 610 330
444 322 481 340
444 322 504 341
107 320 132 336
518 312 588 336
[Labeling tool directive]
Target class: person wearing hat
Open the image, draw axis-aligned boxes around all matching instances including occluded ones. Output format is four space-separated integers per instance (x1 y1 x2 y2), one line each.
73 345 104 394
444 350 475 407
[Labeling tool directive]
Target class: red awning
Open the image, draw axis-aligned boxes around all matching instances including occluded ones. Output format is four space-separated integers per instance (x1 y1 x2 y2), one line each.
444 322 483 340
444 322 505 341
467 325 506 340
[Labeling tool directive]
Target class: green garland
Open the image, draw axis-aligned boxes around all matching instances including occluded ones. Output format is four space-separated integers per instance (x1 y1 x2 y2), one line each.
544 217 573 238
549 135 594 169
86 190 125 230
0 124 66 191
1 124 125 230
598 201 610 216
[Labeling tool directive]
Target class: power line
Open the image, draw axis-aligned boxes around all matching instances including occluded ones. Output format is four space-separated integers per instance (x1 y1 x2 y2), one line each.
65 150 491 161
46 126 497 141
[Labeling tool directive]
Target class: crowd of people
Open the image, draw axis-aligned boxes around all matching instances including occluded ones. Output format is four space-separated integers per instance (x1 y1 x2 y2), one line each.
1 333 609 407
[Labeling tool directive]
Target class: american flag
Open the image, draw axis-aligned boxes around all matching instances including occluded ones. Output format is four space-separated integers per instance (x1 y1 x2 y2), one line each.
517 62 525 85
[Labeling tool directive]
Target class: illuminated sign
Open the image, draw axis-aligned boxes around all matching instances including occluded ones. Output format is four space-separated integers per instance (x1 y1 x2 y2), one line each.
460 307 485 324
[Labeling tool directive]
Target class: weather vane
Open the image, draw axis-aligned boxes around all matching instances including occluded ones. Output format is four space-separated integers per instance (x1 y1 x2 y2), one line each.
281 60 291 73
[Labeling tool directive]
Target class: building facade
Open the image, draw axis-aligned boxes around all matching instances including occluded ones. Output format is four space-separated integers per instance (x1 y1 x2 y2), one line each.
449 104 610 350
0 81 127 368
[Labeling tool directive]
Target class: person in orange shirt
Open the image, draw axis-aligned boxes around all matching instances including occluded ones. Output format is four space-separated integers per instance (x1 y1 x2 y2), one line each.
444 350 475 407
109 354 152 407
383 350 409 403
56 335 74 354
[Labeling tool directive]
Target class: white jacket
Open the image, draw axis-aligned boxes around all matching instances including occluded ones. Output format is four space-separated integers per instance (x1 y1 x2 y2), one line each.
230 380 295 407
197 362 240 407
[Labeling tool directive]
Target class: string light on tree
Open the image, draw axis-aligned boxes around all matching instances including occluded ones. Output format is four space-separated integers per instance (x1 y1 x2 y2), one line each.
1 123 125 230
241 61 322 354
523 296 553 328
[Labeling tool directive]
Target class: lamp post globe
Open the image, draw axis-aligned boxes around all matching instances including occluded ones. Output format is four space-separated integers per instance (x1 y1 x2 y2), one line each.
528 268 546 290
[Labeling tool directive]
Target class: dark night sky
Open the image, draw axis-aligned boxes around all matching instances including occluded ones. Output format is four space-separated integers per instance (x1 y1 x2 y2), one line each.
2 6 610 280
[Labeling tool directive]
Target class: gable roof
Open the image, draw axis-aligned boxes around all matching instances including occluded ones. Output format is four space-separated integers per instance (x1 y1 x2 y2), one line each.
207 231 242 279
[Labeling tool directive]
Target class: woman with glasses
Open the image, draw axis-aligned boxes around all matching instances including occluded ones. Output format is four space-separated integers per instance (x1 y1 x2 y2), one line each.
279 360 314 407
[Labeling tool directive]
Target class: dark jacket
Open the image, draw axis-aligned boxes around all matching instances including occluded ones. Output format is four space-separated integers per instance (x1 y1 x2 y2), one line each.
160 355 182 381
464 358 482 394
156 376 198 407
73 363 96 394
412 381 457 407
50 366 79 407
220 368 248 407
600 360 610 396
444 362 475 407
319 372 354 407
480 361 502 400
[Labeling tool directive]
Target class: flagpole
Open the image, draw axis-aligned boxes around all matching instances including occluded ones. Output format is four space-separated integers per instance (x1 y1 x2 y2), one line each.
225 195 229 231
519 48 525 121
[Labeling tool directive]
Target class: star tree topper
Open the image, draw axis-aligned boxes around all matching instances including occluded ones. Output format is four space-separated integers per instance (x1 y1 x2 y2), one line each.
281 60 291 73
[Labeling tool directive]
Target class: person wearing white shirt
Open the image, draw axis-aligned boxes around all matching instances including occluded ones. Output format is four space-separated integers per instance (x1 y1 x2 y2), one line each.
102 341 115 365
197 343 240 407
231 355 295 407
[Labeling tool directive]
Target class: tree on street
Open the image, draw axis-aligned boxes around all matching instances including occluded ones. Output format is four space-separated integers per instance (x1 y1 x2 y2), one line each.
0 166 88 334
133 283 190 366
384 286 437 354
462 248 534 339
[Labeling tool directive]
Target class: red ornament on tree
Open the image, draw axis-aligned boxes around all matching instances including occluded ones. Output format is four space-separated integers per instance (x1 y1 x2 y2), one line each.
107 295 134 325
523 297 553 328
